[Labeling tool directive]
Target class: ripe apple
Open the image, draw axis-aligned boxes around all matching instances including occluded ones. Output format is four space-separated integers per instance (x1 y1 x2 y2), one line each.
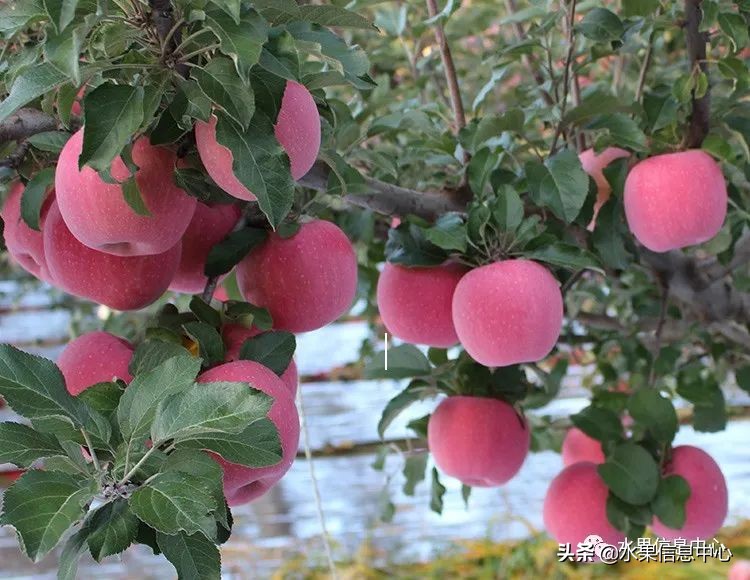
651 445 728 540
428 396 530 486
579 147 630 231
236 220 358 333
1 182 54 282
58 331 134 395
169 202 241 294
197 360 300 506
221 323 299 396
55 129 197 256
561 427 605 466
543 462 625 552
44 200 181 310
451 259 563 367
195 80 321 201
377 262 467 348
624 150 727 252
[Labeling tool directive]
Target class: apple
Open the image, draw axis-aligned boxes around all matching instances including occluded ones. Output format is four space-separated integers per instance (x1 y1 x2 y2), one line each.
221 323 299 396
543 462 625 552
377 262 467 348
651 445 728 540
561 427 605 466
624 150 727 252
1 182 54 282
729 560 750 580
169 202 241 294
197 361 300 506
428 396 530 486
451 259 563 367
43 200 181 310
54 129 197 256
58 331 134 395
579 147 630 231
236 220 358 333
195 80 321 201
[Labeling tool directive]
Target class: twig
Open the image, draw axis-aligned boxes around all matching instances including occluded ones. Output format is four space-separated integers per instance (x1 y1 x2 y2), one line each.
118 445 158 486
648 276 670 385
683 0 710 148
0 109 58 144
550 0 578 154
81 429 102 474
635 33 655 103
561 269 586 295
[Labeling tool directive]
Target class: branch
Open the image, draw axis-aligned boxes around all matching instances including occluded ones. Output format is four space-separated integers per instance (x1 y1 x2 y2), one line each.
684 0 710 148
550 0 578 153
0 108 58 144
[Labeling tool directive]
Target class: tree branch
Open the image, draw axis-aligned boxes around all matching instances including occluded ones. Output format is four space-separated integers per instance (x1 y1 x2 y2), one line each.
550 0 578 154
684 0 710 148
0 109 58 144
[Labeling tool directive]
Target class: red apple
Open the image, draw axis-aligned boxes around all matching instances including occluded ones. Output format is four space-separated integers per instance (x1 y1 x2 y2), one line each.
1 182 54 282
377 262 467 348
43 200 181 310
561 427 605 466
169 202 242 294
195 80 321 201
543 462 625 552
221 323 299 396
428 396 530 486
236 220 358 333
651 445 728 540
55 129 197 256
58 331 134 395
624 150 727 252
197 361 300 506
579 147 630 231
451 259 563 367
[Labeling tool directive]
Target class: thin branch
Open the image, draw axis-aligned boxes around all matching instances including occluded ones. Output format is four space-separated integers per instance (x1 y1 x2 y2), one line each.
550 0 578 154
684 0 710 148
81 429 102 474
635 31 655 103
0 109 58 144
648 277 670 385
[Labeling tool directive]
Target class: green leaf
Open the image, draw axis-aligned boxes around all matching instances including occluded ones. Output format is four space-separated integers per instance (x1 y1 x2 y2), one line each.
692 388 727 433
0 0 44 35
130 472 217 539
423 213 467 252
598 443 660 505
20 167 55 231
586 113 648 152
719 12 749 52
238 331 296 376
736 366 750 392
430 468 446 514
79 84 145 172
571 405 623 442
628 389 678 443
223 302 274 331
121 176 150 217
491 189 524 233
214 112 295 228
207 0 240 23
151 381 273 444
0 470 97 562
204 226 268 277
192 57 255 129
0 63 69 123
178 416 282 468
182 322 225 367
364 345 432 380
650 474 691 530
85 499 138 562
57 527 90 580
26 130 71 153
298 6 375 29
578 8 624 43
253 0 300 25
0 422 64 467
189 296 222 328
524 242 603 272
205 9 268 81
157 531 221 580
465 109 525 150
164 450 226 518
117 355 202 442
376 380 435 438
621 0 660 17
468 147 499 195
128 340 194 376
44 24 87 85
526 150 589 223
77 382 125 419
385 223 449 267
402 452 428 496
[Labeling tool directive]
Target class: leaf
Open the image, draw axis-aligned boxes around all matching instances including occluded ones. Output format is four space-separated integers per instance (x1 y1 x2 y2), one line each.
189 296 222 328
430 468 446 514
571 405 623 442
0 470 96 562
214 112 295 228
204 226 268 277
719 12 749 52
164 450 226 523
207 0 240 23
223 302 273 330
376 380 435 438
130 472 217 539
578 8 624 43
77 382 125 419
525 150 589 223
253 0 300 25
364 345 432 380
298 6 375 29
57 527 90 580
650 475 691 530
157 531 221 580
20 167 55 231
26 130 71 153
586 113 648 152
736 366 750 393
182 322 225 367
467 110 524 149
402 453 428 496
385 223 449 267
692 388 727 433
524 242 603 272
121 177 150 217
117 355 202 442
178 416 282 468
151 381 273 444
468 147 499 195
205 9 268 81
627 389 678 443
0 63 69 123
85 500 138 562
79 84 145 172
0 0 44 35
491 189 524 233
128 340 194 376
423 213 467 252
598 443 660 505
192 57 255 129
621 0 660 17
238 331 296 376
44 24 87 85
0 422 64 468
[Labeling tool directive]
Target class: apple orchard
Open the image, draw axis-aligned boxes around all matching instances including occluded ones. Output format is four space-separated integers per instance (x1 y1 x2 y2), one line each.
0 0 747 576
